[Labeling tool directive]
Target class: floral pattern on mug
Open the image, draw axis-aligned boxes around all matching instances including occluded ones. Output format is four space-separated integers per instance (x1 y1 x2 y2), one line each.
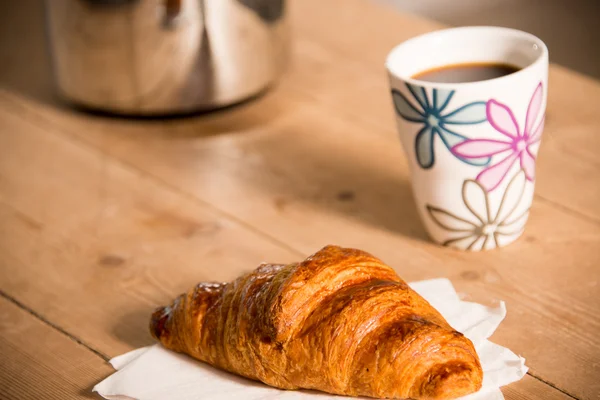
426 169 529 251
391 83 491 169
451 82 545 191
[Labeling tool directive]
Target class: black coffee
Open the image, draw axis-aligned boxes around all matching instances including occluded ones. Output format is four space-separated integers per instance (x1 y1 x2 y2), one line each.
412 62 520 83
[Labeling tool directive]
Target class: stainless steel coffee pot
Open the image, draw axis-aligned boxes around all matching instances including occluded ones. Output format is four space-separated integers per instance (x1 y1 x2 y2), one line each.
45 0 289 115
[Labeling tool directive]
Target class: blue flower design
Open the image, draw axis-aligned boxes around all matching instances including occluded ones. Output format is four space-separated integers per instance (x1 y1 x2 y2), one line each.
391 83 491 169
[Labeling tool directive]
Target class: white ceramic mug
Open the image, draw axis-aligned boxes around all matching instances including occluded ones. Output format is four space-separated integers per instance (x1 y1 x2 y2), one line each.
386 27 548 251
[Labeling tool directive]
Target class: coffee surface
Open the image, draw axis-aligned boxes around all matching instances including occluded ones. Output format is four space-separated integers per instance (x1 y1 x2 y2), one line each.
413 62 520 83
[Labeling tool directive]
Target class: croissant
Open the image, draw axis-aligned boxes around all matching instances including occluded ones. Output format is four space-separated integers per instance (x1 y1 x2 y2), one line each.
150 245 483 399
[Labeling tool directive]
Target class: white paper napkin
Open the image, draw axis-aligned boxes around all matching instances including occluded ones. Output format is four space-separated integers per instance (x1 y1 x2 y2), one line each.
94 278 527 400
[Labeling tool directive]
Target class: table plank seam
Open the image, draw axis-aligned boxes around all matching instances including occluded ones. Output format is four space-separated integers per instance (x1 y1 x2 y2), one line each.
3 90 598 240
0 288 577 400
0 290 575 400
0 196 44 231
0 92 593 399
526 371 581 400
0 0 597 397
0 94 307 259
286 80 600 229
535 193 600 226
0 289 110 362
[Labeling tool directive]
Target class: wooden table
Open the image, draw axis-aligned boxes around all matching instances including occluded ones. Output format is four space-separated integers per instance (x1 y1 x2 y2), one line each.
0 0 598 399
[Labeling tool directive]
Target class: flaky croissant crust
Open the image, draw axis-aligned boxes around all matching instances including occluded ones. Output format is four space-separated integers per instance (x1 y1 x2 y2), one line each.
151 245 483 399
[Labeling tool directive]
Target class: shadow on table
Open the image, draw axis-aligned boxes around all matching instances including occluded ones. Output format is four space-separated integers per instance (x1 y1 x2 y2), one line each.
80 384 107 400
112 309 156 350
0 0 427 243
0 1 56 105
227 123 429 242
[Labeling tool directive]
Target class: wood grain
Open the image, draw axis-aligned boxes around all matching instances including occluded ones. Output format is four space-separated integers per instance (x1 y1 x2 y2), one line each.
0 296 113 399
0 103 583 400
503 376 576 400
287 0 600 223
4 86 599 398
0 0 598 399
0 296 572 400
0 103 298 357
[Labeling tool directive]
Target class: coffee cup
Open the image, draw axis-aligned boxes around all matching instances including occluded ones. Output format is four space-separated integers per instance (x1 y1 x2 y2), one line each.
386 27 548 251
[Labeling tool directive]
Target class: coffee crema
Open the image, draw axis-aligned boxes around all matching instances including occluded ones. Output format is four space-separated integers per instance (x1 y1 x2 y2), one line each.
412 62 521 83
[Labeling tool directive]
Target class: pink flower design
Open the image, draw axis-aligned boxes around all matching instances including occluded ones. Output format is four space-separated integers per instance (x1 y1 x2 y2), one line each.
451 82 545 191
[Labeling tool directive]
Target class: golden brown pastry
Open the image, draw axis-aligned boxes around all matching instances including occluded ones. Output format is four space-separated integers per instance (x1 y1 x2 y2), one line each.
150 245 483 399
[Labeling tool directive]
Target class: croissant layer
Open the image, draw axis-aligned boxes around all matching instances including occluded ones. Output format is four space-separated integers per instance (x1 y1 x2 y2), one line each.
150 245 483 399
